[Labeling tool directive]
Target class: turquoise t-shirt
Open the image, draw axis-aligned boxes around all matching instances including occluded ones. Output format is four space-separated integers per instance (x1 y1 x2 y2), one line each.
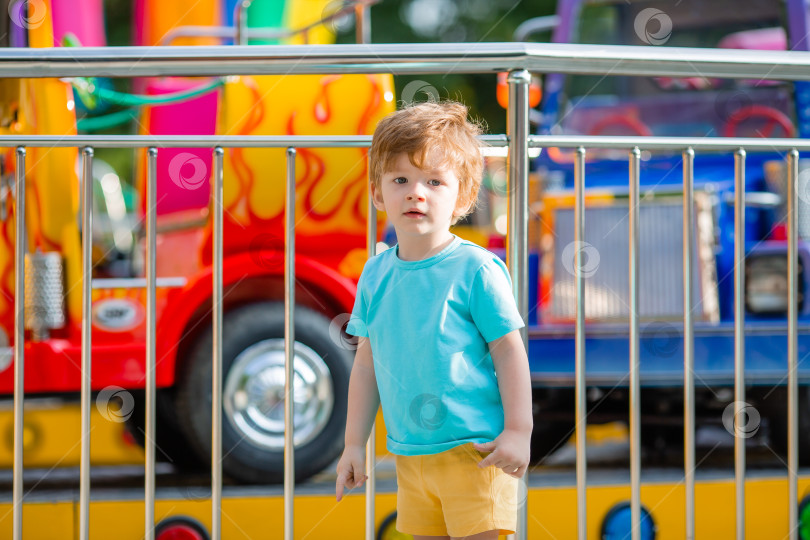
346 235 525 456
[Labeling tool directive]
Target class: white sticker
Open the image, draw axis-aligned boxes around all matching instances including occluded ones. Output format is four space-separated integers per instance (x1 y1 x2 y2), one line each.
92 299 143 332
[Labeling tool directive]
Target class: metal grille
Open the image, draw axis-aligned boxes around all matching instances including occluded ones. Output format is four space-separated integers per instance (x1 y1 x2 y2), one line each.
547 199 714 321
24 251 66 332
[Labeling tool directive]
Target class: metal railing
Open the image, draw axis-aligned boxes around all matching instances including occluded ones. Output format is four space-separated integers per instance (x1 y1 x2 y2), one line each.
4 42 810 540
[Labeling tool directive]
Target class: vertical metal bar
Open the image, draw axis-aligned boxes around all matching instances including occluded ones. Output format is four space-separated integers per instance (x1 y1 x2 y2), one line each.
629 147 641 540
12 146 25 540
507 68 530 540
574 147 587 540
355 1 371 44
683 148 695 540
212 147 224 540
284 147 296 540
365 155 377 540
734 148 746 540
79 147 94 540
145 147 157 540
787 149 799 540
236 0 252 45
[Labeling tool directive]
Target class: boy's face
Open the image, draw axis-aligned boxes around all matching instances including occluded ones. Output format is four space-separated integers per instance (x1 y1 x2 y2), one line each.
371 151 467 242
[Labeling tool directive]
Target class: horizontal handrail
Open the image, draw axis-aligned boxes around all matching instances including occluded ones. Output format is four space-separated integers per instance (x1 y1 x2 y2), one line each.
0 134 809 151
1 42 809 79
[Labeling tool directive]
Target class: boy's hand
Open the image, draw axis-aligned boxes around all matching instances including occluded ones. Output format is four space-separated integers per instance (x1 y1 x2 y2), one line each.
473 429 531 478
335 445 368 502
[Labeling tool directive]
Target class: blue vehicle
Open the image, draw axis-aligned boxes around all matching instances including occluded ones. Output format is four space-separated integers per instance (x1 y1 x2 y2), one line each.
525 0 810 459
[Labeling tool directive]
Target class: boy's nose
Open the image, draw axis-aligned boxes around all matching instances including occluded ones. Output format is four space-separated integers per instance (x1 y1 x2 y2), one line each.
406 185 426 201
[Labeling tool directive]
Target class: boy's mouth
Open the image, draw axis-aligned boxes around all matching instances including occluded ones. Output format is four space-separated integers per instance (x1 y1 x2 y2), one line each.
404 210 425 218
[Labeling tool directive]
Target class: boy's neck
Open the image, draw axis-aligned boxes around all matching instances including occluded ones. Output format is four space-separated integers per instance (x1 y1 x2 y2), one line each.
396 231 456 262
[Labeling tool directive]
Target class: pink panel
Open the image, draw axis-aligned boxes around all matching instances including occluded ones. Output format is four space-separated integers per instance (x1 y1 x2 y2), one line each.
147 80 220 215
51 0 106 47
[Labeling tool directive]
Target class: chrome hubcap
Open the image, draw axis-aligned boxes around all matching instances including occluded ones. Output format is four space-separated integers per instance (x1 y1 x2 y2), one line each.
223 339 334 450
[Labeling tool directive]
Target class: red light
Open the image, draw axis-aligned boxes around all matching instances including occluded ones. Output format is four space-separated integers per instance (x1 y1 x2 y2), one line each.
156 524 205 540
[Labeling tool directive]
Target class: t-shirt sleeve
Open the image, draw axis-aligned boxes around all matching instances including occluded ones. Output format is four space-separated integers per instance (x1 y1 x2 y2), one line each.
469 257 525 343
346 265 369 337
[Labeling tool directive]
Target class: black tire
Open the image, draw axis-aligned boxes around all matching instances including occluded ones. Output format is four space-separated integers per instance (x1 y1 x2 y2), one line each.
124 388 207 472
175 302 353 484
766 386 810 465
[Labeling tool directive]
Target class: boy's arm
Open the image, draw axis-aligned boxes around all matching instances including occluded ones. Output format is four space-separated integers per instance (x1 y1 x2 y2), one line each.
474 329 533 478
336 336 380 501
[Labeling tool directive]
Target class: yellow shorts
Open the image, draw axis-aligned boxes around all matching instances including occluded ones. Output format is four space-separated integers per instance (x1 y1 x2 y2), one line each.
394 442 518 538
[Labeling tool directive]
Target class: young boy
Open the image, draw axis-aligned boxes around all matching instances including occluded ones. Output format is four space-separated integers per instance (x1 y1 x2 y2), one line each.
335 101 533 540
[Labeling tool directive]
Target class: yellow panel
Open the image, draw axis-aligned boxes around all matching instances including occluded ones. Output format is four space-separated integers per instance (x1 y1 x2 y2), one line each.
285 0 336 45
0 403 144 468
2 476 810 538
220 73 394 237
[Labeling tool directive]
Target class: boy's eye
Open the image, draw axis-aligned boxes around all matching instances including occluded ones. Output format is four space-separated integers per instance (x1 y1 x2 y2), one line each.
428 179 442 186
394 177 407 184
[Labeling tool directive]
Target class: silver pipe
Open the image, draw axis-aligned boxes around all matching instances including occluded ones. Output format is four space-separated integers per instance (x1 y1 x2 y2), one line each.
212 147 224 540
629 147 641 540
574 146 587 540
12 146 25 540
145 147 157 540
161 26 290 46
284 147 296 540
507 68 530 540
734 148 746 540
365 158 377 540
355 2 370 44
79 147 94 540
3 42 810 79
236 0 252 46
683 148 695 540
788 149 799 540
4 133 810 151
92 277 187 289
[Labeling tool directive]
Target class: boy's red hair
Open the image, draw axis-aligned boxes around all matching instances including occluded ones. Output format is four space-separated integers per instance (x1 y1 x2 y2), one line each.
369 101 484 224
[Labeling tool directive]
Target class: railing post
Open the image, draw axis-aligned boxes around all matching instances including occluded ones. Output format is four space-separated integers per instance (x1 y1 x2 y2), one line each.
507 68 530 540
284 147 297 540
12 146 25 540
212 147 225 539
629 147 641 540
683 148 695 540
574 146 587 540
788 149 799 540
365 154 377 540
145 147 158 540
355 1 371 44
79 147 94 540
734 148 746 540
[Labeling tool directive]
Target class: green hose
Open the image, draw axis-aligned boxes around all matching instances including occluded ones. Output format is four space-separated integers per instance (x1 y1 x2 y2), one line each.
76 109 139 131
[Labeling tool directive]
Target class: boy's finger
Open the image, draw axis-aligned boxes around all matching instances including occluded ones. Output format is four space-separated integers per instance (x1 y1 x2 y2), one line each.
473 441 496 453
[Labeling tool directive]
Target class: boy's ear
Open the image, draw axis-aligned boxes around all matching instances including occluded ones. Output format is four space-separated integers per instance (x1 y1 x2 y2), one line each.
370 182 386 211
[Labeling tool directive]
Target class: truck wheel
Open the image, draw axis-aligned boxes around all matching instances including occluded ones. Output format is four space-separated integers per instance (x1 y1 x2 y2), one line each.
766 386 810 465
124 388 207 472
175 302 352 484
